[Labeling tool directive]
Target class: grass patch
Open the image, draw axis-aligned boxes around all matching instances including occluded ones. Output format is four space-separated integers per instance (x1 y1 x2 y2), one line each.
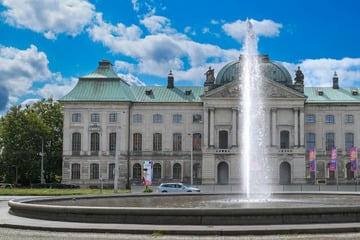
0 188 129 196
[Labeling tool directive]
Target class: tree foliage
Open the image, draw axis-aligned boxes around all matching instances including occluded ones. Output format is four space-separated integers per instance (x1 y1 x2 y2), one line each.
0 98 63 185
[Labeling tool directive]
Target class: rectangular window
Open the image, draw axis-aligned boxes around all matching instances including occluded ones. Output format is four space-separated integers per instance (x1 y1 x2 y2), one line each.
153 114 163 123
109 132 116 153
91 113 100 122
193 114 202 123
90 163 99 179
109 113 117 122
305 133 316 150
108 163 115 180
193 133 202 151
345 114 354 123
173 133 182 151
153 133 162 151
133 133 142 152
71 163 80 179
72 132 81 155
133 114 142 123
325 114 335 124
72 113 81 122
91 132 100 155
173 114 182 123
305 114 315 123
345 133 354 151
325 132 335 151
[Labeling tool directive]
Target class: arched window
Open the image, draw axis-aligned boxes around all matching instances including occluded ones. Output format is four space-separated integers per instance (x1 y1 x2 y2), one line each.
153 163 161 179
90 132 100 155
173 163 181 179
346 162 355 179
72 132 81 155
133 163 142 179
194 163 201 179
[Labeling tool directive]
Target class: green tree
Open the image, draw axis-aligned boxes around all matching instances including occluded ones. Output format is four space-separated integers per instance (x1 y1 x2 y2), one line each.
0 98 63 185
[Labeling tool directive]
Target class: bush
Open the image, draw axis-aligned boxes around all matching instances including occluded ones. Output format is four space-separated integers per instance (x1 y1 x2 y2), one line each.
143 187 153 193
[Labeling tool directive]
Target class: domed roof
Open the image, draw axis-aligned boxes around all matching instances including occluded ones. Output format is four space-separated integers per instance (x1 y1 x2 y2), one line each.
215 55 293 86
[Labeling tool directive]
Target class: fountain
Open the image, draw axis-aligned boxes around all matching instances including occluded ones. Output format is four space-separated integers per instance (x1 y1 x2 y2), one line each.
240 20 270 198
7 20 360 235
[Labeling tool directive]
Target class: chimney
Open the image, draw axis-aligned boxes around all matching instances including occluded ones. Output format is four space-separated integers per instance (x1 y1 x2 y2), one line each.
167 70 174 88
333 72 339 89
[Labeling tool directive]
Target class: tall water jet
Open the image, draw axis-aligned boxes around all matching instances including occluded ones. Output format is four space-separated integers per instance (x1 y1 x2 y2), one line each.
240 20 270 198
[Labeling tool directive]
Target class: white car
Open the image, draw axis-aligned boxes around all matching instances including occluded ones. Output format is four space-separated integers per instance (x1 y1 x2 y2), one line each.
157 183 200 193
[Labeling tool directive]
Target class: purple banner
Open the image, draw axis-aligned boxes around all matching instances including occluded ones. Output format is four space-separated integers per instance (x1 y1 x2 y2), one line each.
309 148 316 173
329 146 337 172
350 147 357 172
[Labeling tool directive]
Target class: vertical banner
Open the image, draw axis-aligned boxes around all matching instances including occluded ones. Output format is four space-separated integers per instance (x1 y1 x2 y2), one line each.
309 148 316 173
329 146 337 172
350 147 357 172
143 161 153 186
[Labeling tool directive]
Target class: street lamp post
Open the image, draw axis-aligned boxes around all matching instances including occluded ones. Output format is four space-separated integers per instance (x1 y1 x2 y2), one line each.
114 127 120 193
40 137 45 184
188 133 193 185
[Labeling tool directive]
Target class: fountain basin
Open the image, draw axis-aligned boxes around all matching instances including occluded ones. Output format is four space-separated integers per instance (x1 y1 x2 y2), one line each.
8 192 360 225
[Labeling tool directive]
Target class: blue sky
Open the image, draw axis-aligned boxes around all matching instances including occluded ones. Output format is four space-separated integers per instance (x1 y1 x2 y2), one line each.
0 0 360 115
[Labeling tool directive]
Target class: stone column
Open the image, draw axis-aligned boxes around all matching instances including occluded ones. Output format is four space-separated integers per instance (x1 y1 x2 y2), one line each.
299 108 305 147
209 108 215 147
83 110 89 154
203 107 209 148
294 108 299 147
271 108 277 146
232 107 238 147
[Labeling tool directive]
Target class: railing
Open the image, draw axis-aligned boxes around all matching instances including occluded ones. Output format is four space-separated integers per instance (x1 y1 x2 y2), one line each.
278 148 293 153
215 149 231 153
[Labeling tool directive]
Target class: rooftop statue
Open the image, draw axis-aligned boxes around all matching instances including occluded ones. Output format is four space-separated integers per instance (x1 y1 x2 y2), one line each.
205 66 215 83
294 66 304 85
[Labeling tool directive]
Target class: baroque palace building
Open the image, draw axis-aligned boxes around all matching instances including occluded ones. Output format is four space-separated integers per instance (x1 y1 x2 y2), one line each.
59 55 360 188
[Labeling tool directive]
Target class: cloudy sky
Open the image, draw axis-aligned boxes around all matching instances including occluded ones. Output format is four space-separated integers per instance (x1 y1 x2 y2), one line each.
0 0 360 115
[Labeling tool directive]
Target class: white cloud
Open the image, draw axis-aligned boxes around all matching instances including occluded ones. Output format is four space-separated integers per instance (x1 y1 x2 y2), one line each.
1 0 95 39
140 15 175 34
283 58 360 87
88 14 239 81
222 19 282 42
0 44 51 98
114 60 136 73
118 73 145 86
0 44 78 114
37 76 77 100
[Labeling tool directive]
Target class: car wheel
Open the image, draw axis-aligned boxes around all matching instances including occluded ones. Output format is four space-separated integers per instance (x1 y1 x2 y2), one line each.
162 190 167 192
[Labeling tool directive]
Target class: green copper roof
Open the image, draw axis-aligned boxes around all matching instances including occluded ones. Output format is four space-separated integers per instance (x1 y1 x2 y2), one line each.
81 60 119 79
131 86 204 103
305 87 360 103
60 78 136 101
59 60 204 103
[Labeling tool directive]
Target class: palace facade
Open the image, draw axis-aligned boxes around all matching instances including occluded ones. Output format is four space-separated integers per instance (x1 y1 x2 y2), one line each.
59 55 360 188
